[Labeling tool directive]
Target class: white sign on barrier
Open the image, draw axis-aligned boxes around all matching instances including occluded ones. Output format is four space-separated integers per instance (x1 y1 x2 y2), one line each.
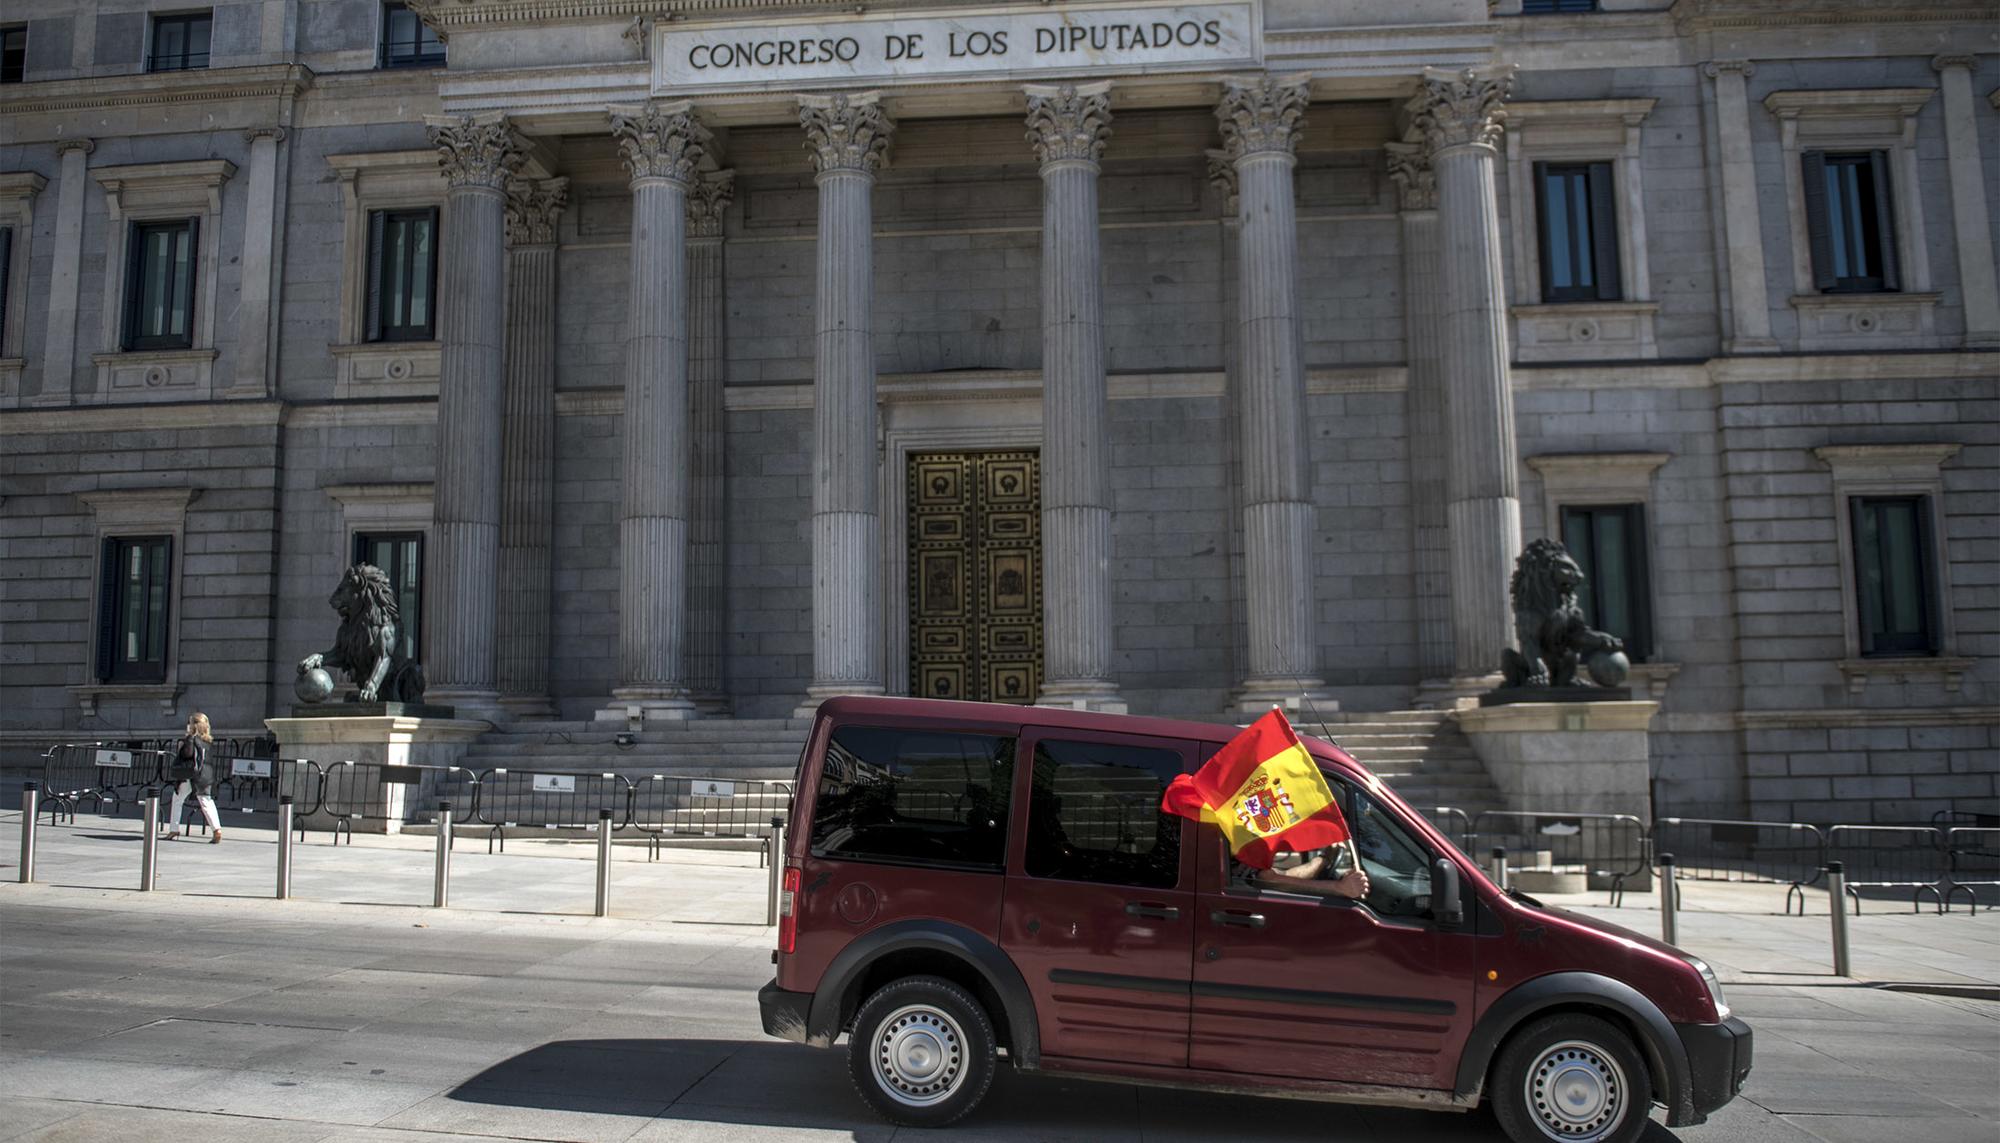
533 774 576 794
94 749 134 769
692 779 737 798
231 758 274 779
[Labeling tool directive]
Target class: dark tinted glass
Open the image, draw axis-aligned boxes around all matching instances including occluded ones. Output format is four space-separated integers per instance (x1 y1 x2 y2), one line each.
1 26 26 83
1560 503 1653 662
126 220 196 350
1340 780 1435 920
109 537 171 682
149 13 212 71
371 208 437 340
354 532 422 660
1823 153 1885 289
1521 0 1597 10
1024 739 1184 889
381 3 445 67
1852 496 1936 656
810 726 1014 871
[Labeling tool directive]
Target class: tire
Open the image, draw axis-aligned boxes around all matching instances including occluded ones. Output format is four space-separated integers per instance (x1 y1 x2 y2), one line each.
1490 1013 1653 1143
845 975 998 1127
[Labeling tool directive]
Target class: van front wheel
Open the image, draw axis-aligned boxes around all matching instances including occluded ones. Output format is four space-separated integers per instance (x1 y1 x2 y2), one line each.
846 976 998 1127
1490 1013 1652 1143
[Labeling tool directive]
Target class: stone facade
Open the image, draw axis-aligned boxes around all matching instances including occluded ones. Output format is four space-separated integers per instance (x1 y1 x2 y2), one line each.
0 0 1994 827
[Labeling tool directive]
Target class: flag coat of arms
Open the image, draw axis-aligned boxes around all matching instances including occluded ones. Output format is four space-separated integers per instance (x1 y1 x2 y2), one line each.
1161 709 1351 869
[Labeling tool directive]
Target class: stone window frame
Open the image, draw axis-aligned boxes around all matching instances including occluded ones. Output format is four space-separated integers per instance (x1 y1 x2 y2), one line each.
1503 100 1660 362
88 160 234 403
324 482 435 656
0 171 45 404
71 486 199 719
1524 451 1678 698
326 151 449 400
1812 443 1970 694
1764 88 1941 352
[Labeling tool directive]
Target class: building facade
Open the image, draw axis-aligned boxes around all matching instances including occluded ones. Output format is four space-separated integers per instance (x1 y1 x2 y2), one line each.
1 0 1994 823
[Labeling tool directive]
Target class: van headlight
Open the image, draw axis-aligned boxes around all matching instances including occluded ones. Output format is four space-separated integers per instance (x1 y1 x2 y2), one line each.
1690 958 1730 1021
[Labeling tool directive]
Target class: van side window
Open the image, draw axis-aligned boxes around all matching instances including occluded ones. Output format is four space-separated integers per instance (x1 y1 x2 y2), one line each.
1337 779 1435 920
810 726 1014 872
1025 739 1184 889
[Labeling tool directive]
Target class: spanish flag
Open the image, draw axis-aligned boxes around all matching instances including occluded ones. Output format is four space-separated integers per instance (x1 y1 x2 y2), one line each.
1161 709 1350 870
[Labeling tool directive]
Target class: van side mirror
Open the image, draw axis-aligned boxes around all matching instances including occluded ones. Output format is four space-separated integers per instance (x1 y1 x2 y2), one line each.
1434 857 1463 927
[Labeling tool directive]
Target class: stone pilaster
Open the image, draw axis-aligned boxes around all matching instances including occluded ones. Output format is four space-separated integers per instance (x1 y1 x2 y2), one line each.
1217 74 1331 713
796 93 894 713
1410 66 1521 683
498 177 566 718
602 101 708 721
228 127 286 399
686 170 734 713
33 138 92 406
1932 56 2000 348
424 112 525 719
1704 60 1778 354
1387 140 1453 683
1024 82 1124 713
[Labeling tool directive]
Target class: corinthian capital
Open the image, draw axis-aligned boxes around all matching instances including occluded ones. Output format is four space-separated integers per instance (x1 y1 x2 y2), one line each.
425 113 526 190
798 92 894 175
1215 74 1311 162
1383 141 1435 212
686 170 735 239
609 101 710 186
505 177 569 246
1024 82 1113 168
1409 65 1515 155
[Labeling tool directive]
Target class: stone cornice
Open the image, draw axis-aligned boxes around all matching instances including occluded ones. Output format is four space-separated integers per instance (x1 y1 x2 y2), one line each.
0 64 312 117
1673 0 1998 31
1762 87 1934 121
0 172 49 202
1023 81 1113 168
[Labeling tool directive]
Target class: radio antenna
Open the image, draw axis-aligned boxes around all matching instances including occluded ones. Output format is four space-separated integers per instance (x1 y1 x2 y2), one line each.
1270 638 1340 750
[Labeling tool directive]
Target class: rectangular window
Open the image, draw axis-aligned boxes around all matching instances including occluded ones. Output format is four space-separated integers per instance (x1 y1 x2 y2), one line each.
1520 0 1598 12
1536 161 1622 302
97 536 172 683
1 25 26 83
148 12 212 72
352 531 423 661
1025 739 1185 889
1 226 12 355
1560 503 1654 662
810 726 1014 871
123 220 198 351
1851 496 1937 656
1803 150 1899 293
379 3 445 68
366 208 439 342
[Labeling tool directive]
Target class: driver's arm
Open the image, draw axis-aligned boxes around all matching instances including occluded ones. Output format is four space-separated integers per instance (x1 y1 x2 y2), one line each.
1253 854 1370 900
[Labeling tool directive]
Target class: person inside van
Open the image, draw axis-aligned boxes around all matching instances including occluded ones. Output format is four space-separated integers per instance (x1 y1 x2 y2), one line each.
1246 845 1371 899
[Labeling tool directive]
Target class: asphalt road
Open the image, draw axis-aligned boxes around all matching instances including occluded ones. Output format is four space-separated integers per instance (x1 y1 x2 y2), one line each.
1 815 1995 1142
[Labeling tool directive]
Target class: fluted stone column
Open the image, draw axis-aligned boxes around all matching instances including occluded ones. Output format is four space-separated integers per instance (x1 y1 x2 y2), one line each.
1387 141 1454 684
424 113 525 719
1411 67 1521 681
796 93 894 713
601 102 708 721
687 171 734 713
1218 75 1332 713
498 177 567 718
1024 82 1124 713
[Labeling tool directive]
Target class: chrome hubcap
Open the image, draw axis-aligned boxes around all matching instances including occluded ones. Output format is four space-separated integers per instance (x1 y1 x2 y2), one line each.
871 1004 965 1107
1525 1040 1626 1141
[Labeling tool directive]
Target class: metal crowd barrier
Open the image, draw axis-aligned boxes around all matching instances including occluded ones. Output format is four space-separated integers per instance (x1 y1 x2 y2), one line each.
473 768 634 852
315 760 477 844
627 775 794 860
1944 827 2000 912
1418 806 1472 854
1825 825 1950 913
1649 817 1828 911
39 743 169 821
1466 810 1650 899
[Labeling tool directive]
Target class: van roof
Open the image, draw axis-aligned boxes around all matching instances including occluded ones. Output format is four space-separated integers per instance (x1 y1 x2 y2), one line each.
814 694 1352 757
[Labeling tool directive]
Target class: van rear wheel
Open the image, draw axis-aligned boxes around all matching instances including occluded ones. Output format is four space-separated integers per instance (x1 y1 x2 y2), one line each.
1490 1013 1652 1143
846 976 997 1127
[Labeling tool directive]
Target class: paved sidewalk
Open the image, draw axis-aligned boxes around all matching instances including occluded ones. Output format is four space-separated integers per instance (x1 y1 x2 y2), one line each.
2 812 1995 1143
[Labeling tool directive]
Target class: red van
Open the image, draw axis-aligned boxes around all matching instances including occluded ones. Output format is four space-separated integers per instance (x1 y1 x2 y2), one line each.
760 697 1750 1143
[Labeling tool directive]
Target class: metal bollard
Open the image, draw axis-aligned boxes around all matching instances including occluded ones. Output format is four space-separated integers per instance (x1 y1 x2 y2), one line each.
767 816 787 927
275 795 294 900
1659 853 1679 946
1488 846 1508 891
18 782 38 884
140 789 160 891
433 801 453 908
595 809 613 918
1826 861 1852 977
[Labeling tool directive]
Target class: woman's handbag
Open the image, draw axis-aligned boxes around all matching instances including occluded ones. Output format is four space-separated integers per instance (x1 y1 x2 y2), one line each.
170 736 199 783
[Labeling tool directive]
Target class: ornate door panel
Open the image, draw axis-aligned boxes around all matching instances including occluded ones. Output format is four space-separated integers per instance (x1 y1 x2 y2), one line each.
908 450 1042 704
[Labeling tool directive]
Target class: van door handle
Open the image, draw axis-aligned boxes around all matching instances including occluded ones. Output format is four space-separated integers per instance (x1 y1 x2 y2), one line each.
1210 909 1267 929
1124 902 1180 921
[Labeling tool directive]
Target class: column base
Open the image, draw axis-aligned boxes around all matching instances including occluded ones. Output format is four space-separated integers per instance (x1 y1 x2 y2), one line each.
498 694 558 720
422 687 507 725
1722 336 1780 354
1034 680 1127 715
691 691 733 717
1227 677 1338 719
1411 673 1505 711
793 681 886 719
595 687 698 723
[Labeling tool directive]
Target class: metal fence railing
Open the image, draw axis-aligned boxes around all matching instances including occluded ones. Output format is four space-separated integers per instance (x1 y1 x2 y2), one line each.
1466 810 1651 899
628 775 793 859
472 769 634 852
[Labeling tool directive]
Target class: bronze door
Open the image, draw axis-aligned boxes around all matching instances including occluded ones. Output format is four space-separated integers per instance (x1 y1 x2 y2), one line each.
908 450 1043 704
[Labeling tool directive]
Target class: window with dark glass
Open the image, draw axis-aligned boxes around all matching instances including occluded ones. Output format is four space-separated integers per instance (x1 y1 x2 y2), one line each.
97 536 172 683
1520 0 1598 13
1561 504 1654 662
1536 161 1622 302
0 226 12 355
367 208 438 342
1804 151 1899 293
810 727 1014 871
379 3 445 69
1336 778 1436 920
148 12 212 72
123 220 198 351
1 25 27 83
1851 496 1937 656
1025 739 1184 889
353 531 423 661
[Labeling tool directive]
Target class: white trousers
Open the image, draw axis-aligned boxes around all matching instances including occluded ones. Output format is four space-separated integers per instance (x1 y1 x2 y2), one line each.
169 781 220 832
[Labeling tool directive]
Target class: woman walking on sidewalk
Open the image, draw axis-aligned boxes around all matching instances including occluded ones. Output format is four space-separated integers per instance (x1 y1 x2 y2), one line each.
167 712 222 843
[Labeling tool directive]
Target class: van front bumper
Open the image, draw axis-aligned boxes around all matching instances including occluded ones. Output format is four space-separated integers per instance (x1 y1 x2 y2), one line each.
759 979 813 1045
1676 1016 1753 1122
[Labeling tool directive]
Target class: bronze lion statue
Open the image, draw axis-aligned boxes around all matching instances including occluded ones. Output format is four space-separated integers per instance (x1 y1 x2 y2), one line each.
298 564 427 703
1500 538 1629 689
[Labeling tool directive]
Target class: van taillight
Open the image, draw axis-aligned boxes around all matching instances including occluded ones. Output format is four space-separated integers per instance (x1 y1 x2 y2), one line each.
777 867 801 955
